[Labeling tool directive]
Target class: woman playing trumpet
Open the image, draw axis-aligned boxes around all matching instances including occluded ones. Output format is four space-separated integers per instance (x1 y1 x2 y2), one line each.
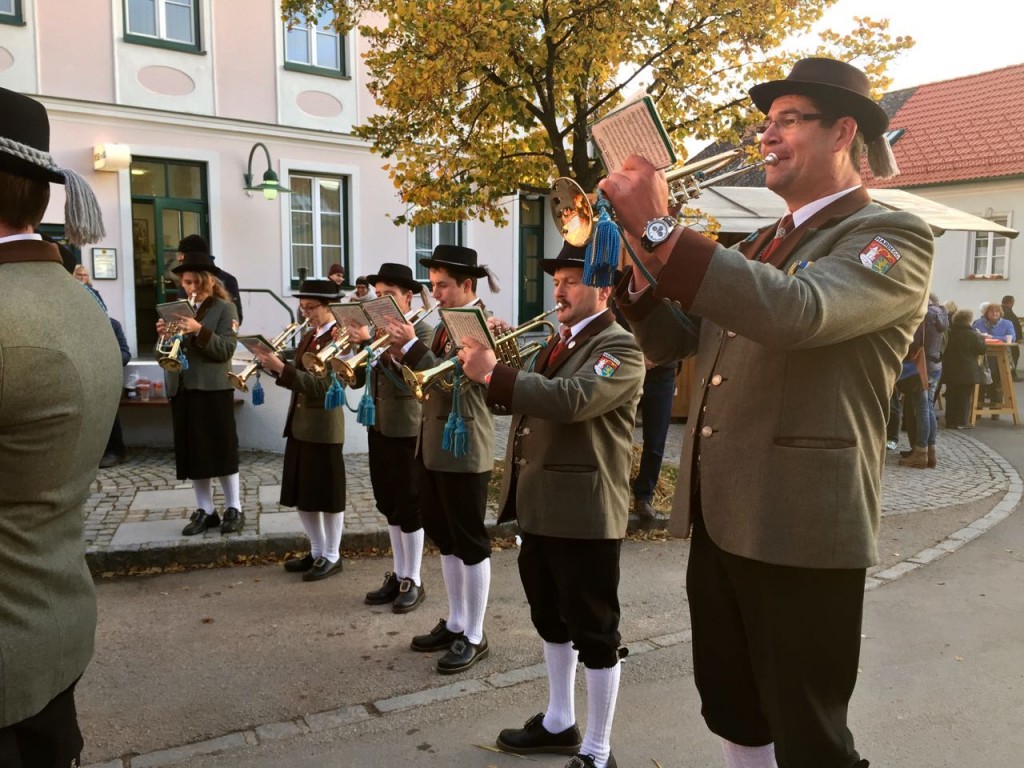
156 252 242 536
253 279 348 582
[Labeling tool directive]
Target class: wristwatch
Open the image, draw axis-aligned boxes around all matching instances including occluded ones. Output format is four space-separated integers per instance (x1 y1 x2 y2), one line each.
641 216 678 253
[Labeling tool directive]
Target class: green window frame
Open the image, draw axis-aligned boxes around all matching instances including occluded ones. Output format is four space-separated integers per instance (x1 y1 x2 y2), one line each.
414 222 465 281
0 0 24 26
289 173 350 285
283 9 347 78
124 0 202 54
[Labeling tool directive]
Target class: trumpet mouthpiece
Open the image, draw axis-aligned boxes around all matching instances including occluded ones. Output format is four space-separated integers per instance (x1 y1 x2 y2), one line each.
763 153 779 166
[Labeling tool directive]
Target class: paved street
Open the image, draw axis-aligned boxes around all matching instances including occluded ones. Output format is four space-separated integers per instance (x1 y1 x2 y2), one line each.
74 408 1024 768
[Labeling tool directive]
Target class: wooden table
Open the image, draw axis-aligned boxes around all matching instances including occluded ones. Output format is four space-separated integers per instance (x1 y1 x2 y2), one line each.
971 343 1020 426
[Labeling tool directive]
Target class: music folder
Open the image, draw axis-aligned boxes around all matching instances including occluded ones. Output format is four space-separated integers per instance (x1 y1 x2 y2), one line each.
439 306 495 350
237 334 277 358
155 300 196 324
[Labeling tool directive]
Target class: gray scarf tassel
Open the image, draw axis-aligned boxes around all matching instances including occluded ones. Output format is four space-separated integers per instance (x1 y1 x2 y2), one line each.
61 167 106 245
867 136 900 179
482 264 501 294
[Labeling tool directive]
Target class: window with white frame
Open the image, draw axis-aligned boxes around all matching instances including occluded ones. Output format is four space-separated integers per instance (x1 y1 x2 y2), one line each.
289 174 349 282
414 222 465 281
969 214 1012 279
0 0 23 26
125 0 199 50
284 9 346 76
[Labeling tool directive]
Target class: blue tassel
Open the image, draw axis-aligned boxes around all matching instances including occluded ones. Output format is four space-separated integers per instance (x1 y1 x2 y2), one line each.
357 360 376 426
442 361 469 458
324 370 344 410
582 191 621 287
251 371 265 406
174 334 190 371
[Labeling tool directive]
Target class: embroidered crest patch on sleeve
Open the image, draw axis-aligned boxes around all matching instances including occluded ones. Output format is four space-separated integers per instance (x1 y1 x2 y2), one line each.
859 236 902 274
594 353 622 378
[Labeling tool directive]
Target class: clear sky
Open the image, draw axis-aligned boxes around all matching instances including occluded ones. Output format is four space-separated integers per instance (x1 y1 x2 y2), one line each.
815 0 1024 89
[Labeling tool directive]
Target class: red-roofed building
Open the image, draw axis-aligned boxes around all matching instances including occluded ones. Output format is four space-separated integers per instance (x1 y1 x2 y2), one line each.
868 64 1024 311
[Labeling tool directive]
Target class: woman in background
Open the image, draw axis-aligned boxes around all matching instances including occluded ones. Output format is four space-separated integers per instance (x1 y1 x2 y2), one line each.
157 252 242 535
944 310 988 429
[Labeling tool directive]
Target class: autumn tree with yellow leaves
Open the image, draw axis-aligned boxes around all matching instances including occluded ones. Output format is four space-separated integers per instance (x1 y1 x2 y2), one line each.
282 0 912 227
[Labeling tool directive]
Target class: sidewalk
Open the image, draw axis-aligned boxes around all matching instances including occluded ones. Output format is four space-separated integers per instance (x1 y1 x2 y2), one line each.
83 416 1017 574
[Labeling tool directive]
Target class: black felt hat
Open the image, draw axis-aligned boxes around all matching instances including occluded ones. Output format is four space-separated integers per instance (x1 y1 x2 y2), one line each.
418 244 487 278
365 262 423 293
748 57 889 141
171 252 219 276
178 234 210 256
0 87 64 183
292 278 343 301
540 241 588 276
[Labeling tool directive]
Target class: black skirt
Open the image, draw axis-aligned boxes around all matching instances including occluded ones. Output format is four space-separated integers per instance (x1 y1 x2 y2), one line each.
280 437 346 513
170 388 239 480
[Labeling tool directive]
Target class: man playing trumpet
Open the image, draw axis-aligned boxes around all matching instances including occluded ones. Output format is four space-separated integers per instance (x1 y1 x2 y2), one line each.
601 58 933 768
459 243 643 768
346 263 434 613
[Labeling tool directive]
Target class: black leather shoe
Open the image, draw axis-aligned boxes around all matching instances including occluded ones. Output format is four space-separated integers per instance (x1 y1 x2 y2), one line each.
302 557 343 582
633 498 660 520
565 753 617 768
220 507 244 534
497 713 582 755
436 633 489 674
182 510 220 536
392 579 425 614
99 451 123 469
410 619 463 652
365 571 400 604
284 553 315 573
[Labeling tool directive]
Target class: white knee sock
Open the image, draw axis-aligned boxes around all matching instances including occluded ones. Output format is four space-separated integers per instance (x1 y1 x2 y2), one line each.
218 472 241 510
579 663 620 768
542 641 578 734
721 740 778 768
462 558 490 645
322 512 344 562
388 525 405 577
402 528 424 586
298 511 325 559
193 478 214 513
440 554 465 633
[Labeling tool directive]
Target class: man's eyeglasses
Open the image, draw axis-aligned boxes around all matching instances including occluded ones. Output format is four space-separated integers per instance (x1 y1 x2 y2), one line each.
756 112 826 134
298 303 322 313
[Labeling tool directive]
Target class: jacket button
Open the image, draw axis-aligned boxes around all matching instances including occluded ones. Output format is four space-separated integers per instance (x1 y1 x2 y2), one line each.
711 374 723 386
518 458 527 466
522 427 531 435
700 426 713 438
424 394 430 401
726 330 737 338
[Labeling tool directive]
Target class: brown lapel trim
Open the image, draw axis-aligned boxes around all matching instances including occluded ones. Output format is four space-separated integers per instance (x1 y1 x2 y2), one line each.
195 295 216 322
295 330 317 372
762 187 873 270
0 239 62 265
543 309 614 378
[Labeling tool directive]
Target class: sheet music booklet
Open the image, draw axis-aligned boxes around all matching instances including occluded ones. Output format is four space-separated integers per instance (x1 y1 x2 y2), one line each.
588 95 677 172
156 299 197 325
237 334 277 358
329 302 372 330
360 295 407 332
439 306 495 350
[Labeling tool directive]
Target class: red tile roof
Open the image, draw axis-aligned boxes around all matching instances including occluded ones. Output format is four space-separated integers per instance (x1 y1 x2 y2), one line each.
868 63 1024 188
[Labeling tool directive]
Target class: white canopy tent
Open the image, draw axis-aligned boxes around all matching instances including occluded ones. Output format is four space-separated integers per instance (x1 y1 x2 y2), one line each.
686 186 1019 239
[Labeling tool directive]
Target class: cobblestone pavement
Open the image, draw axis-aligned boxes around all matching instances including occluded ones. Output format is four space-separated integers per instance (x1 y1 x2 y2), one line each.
82 417 1013 572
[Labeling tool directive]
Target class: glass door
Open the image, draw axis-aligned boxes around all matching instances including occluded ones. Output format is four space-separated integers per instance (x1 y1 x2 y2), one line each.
518 198 545 322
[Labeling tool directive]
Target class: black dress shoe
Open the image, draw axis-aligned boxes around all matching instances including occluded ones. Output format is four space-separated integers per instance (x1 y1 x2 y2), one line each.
284 553 315 573
410 619 463 652
99 451 123 469
497 713 582 755
392 579 425 614
436 633 489 674
182 509 220 536
365 571 400 604
220 507 244 534
565 753 617 768
302 557 343 582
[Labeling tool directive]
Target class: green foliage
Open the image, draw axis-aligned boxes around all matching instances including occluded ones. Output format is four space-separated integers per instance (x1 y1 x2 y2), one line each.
282 1 913 227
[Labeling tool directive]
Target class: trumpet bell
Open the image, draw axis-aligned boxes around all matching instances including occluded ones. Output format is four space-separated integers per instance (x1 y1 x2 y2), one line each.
551 177 595 247
158 355 183 373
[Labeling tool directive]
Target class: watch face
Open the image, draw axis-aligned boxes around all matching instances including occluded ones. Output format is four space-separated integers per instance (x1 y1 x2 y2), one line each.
647 219 671 241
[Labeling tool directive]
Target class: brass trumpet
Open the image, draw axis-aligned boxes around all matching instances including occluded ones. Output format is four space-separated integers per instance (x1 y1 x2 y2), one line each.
401 305 561 402
301 329 352 376
155 292 197 372
228 318 310 392
551 150 778 246
330 302 439 385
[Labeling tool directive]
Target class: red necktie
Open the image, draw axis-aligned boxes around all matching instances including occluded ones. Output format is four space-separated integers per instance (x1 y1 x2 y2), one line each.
758 213 794 263
547 328 572 367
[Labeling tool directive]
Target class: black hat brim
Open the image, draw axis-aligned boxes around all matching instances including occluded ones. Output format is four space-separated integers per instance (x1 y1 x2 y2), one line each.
171 262 219 276
418 257 488 278
0 153 65 184
366 273 423 294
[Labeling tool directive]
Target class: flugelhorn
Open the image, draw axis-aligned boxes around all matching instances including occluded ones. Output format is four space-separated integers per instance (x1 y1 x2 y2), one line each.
155 292 196 372
301 328 352 376
228 318 310 392
330 302 439 385
401 305 562 402
551 150 778 247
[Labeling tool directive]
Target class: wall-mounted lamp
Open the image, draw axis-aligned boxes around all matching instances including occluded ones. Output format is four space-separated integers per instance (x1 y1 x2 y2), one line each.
243 142 291 201
94 143 132 172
